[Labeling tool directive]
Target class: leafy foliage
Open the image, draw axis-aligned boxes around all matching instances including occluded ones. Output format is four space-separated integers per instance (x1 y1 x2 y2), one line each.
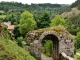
0 1 70 21
42 40 52 57
74 54 80 60
66 14 80 35
50 15 65 27
35 11 50 28
4 10 21 24
75 32 80 49
16 37 23 47
19 11 36 35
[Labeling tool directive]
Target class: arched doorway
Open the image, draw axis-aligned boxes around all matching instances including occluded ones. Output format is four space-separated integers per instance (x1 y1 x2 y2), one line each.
39 34 59 60
26 26 74 60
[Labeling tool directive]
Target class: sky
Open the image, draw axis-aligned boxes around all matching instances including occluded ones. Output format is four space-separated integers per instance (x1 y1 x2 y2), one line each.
0 0 77 5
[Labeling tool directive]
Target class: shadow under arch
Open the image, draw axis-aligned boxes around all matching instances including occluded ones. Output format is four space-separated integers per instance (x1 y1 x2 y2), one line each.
39 31 60 60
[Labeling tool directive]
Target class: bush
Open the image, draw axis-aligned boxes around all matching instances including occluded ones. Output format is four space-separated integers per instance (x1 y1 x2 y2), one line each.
42 40 52 57
75 32 80 49
16 37 23 47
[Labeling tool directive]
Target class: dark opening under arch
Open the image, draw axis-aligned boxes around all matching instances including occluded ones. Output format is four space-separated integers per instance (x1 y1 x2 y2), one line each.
40 34 59 60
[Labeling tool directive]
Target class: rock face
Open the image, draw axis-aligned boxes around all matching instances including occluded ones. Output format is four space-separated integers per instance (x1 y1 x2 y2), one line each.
25 26 74 60
60 8 80 18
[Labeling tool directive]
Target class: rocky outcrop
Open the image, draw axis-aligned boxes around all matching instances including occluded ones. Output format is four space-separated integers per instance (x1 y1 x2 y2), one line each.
60 8 80 18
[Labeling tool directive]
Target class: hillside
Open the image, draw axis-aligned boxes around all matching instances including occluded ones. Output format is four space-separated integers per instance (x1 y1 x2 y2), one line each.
60 0 80 35
60 8 80 18
0 37 37 60
70 0 80 10
0 24 37 60
0 23 37 60
61 0 80 18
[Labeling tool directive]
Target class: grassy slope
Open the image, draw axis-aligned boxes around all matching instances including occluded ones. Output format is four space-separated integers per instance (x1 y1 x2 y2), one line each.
0 37 36 60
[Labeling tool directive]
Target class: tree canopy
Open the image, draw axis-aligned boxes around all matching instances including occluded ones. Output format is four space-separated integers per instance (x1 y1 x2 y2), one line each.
50 15 65 27
19 11 36 35
35 11 50 28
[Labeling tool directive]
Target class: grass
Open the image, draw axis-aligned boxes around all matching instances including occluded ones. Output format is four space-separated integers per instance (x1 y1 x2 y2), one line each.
74 49 80 60
77 49 80 53
74 54 80 60
0 37 37 60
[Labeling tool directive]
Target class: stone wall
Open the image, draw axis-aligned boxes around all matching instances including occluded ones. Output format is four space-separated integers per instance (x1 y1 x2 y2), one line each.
29 40 41 58
25 26 74 60
59 52 74 60
59 34 74 57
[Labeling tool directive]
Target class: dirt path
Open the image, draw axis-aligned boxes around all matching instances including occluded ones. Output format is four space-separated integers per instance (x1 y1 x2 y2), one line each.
41 54 53 60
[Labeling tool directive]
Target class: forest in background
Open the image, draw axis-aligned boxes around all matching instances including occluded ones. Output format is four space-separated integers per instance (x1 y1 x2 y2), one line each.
0 1 70 23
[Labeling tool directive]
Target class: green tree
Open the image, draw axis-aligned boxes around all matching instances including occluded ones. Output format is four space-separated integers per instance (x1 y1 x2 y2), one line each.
16 37 23 47
66 14 80 35
40 11 50 28
75 32 80 49
19 11 36 36
50 15 65 27
35 11 50 28
4 10 21 24
4 14 17 24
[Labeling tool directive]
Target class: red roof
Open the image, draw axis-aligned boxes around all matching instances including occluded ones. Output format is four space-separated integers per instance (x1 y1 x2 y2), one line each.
8 25 14 30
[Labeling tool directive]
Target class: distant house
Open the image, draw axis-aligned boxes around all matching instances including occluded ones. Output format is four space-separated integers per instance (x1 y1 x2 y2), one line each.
7 25 15 33
1 21 15 39
1 21 15 30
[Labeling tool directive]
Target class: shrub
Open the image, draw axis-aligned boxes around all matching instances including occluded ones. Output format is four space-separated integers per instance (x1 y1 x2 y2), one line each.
75 32 80 49
16 37 23 47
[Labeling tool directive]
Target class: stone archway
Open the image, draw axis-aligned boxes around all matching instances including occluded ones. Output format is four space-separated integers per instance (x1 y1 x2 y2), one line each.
26 26 74 60
39 31 60 60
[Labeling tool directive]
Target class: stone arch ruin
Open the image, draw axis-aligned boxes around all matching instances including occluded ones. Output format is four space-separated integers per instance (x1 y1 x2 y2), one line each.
39 31 59 60
26 26 74 60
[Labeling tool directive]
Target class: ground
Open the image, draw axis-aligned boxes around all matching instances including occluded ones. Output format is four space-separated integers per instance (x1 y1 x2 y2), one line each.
41 54 53 60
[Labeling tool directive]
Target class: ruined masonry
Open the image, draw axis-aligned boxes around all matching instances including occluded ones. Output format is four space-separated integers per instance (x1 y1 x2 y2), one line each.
25 26 74 60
